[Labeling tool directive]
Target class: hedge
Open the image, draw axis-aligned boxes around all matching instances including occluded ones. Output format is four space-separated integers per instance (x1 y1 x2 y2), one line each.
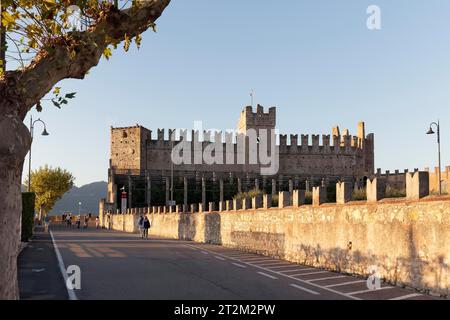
22 192 36 242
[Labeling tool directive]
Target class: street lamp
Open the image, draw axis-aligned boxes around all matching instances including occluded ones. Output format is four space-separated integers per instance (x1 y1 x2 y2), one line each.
28 116 50 192
427 121 442 195
78 202 82 215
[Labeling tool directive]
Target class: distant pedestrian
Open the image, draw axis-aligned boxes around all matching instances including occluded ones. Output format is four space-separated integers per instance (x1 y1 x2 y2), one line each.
143 216 151 239
76 215 81 229
66 215 72 228
44 215 50 233
95 217 100 229
137 215 144 239
83 215 89 229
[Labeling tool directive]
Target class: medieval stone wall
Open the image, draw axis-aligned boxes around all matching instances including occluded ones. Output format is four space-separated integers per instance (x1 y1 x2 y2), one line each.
377 166 450 194
109 106 374 178
102 196 450 297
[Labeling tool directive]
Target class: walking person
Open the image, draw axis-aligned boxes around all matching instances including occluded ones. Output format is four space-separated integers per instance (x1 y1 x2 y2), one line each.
66 214 72 228
44 215 50 233
76 215 81 229
83 215 89 229
95 216 100 229
143 216 151 239
137 215 144 239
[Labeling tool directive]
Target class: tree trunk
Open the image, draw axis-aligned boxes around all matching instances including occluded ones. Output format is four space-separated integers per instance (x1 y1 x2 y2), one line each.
0 0 171 299
0 113 31 300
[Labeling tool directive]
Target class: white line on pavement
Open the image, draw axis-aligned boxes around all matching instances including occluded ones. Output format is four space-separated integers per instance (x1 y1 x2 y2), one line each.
309 275 347 282
389 293 422 300
290 271 329 277
187 245 361 300
226 254 259 258
269 265 306 270
201 251 209 255
281 268 317 273
325 280 366 288
232 263 247 268
238 258 276 262
257 262 294 267
215 256 226 261
347 287 394 296
258 272 278 280
290 284 320 295
49 230 78 301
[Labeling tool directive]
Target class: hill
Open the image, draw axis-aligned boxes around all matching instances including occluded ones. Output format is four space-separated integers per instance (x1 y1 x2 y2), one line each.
49 181 107 216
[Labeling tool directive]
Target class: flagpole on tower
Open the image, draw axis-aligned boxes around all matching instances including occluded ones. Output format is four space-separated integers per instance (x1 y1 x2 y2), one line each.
250 89 254 107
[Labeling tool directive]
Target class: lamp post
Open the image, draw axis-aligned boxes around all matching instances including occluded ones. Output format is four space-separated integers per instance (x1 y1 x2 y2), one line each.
78 202 82 216
170 138 174 204
427 121 442 195
28 116 50 192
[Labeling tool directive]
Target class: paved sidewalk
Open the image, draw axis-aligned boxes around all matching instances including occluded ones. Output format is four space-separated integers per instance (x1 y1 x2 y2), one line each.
18 231 68 300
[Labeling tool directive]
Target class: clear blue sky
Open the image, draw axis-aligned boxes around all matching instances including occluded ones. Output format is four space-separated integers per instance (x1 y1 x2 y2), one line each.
24 0 450 186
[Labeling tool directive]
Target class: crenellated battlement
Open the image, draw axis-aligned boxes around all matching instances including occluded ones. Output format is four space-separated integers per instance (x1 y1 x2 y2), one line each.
110 106 375 178
142 128 369 150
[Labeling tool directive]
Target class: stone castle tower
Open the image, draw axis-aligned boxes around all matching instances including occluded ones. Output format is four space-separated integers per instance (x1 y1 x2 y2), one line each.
237 104 276 134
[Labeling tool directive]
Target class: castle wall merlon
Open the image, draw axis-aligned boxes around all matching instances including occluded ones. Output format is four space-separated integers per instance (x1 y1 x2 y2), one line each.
343 135 352 152
279 134 287 146
225 132 233 144
168 129 176 141
157 128 164 140
301 134 309 149
203 130 211 142
214 131 223 143
311 135 319 153
322 135 331 147
290 134 298 146
179 129 188 141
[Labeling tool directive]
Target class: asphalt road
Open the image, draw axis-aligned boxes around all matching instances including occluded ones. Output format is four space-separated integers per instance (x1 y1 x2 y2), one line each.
20 224 438 300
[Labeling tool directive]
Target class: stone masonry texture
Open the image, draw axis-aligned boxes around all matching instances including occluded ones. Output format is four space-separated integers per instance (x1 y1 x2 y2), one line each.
103 197 450 297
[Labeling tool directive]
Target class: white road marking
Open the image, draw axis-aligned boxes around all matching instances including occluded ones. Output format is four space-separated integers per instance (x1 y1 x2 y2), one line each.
389 293 422 300
281 268 317 273
325 280 366 288
49 230 78 301
258 272 278 280
215 256 226 261
347 287 394 296
32 268 45 273
226 254 259 258
238 257 275 262
309 275 347 282
201 251 209 255
269 265 306 270
257 262 294 267
232 263 247 268
290 271 329 277
290 284 320 295
187 244 359 300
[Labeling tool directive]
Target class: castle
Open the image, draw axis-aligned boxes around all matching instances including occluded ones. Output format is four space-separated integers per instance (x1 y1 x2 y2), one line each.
106 105 375 209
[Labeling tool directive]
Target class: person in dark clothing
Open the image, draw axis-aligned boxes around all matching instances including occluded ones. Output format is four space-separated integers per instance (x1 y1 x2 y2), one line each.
143 217 151 239
137 215 144 239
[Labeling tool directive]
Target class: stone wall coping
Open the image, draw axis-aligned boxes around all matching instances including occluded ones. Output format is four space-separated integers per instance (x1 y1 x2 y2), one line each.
109 195 450 216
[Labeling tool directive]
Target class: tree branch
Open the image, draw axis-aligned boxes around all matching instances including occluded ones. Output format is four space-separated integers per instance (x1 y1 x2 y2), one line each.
0 0 171 119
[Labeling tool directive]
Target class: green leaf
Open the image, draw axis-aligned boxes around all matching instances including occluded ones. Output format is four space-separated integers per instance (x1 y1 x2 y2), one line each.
52 99 61 108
